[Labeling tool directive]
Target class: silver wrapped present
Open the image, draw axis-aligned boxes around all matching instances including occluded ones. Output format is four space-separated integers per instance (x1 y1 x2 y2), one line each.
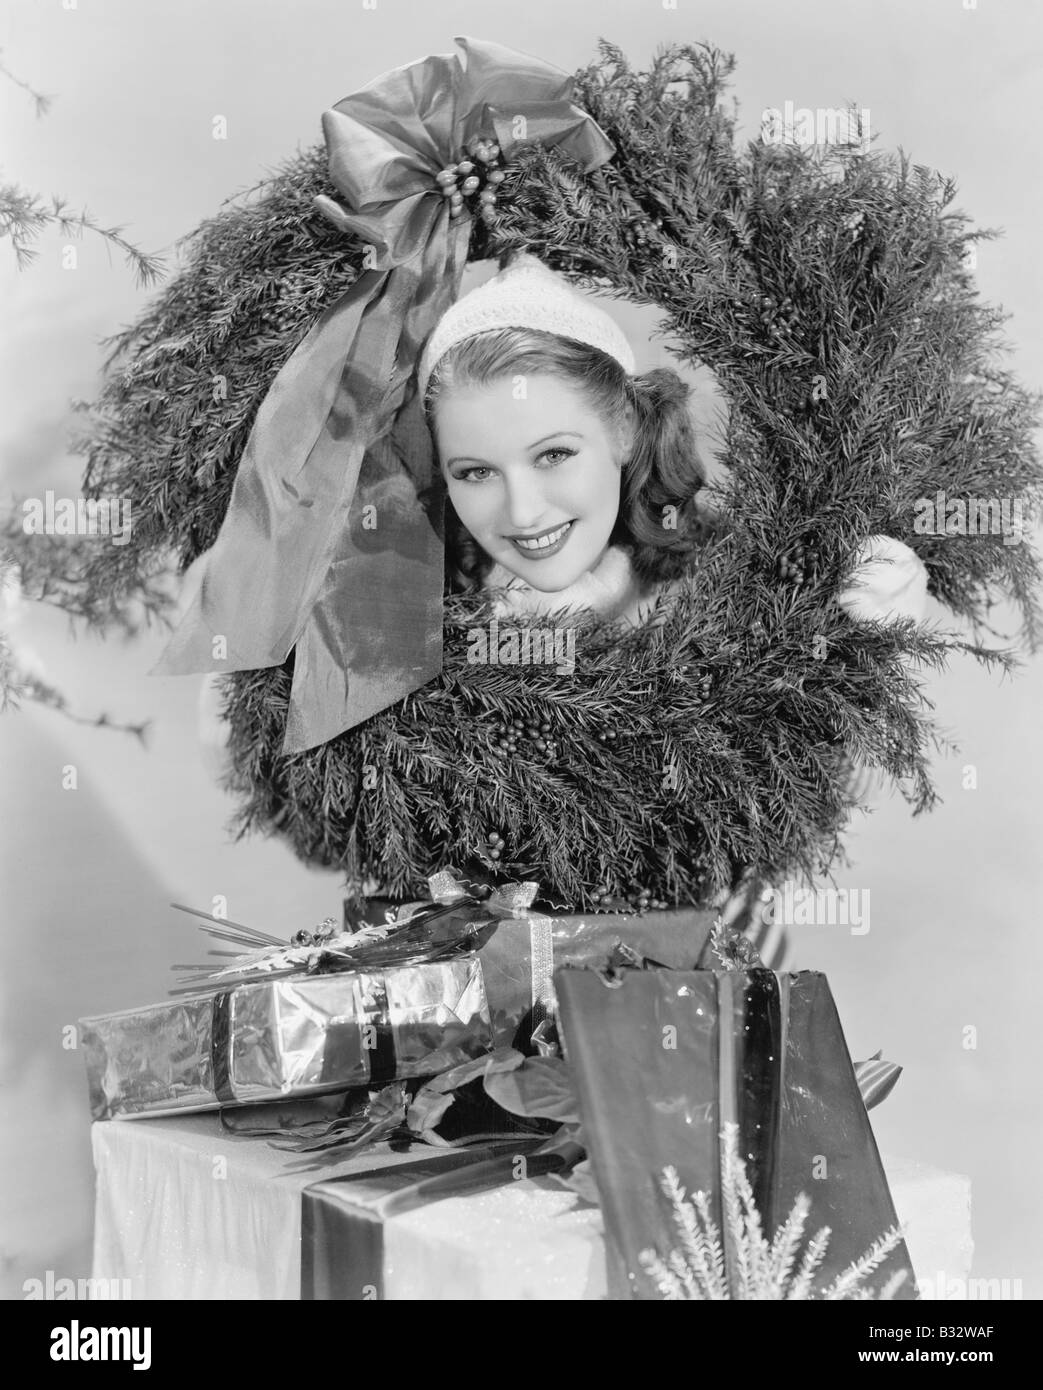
80 957 492 1120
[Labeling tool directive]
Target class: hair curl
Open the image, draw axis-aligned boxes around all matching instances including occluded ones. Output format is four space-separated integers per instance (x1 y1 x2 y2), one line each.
422 326 715 591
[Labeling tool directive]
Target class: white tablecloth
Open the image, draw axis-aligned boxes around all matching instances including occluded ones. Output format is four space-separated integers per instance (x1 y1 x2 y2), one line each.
91 1115 973 1300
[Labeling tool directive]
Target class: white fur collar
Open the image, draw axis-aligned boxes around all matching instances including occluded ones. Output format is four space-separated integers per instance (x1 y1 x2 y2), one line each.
484 544 656 626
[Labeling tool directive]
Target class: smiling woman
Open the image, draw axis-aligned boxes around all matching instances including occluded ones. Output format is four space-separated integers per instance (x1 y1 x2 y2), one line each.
423 263 718 622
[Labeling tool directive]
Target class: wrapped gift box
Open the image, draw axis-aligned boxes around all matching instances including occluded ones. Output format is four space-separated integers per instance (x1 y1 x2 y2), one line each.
88 1112 973 1300
79 898 720 1121
475 902 717 1047
556 965 917 1299
347 892 724 1039
79 957 491 1120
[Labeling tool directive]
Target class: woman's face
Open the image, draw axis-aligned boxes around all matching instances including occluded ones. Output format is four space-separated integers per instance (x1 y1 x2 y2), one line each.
435 373 627 592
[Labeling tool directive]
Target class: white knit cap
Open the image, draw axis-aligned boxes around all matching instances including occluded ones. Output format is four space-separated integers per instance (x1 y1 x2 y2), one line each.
417 251 636 401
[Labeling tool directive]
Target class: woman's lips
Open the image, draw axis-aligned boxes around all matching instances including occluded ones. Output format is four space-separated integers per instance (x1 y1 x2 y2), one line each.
507 519 575 560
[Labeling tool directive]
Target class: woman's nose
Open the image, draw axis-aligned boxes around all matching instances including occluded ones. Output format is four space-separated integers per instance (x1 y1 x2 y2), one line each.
501 470 548 532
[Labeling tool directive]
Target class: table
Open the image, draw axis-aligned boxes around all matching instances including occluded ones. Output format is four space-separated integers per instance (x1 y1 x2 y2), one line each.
91 1114 973 1300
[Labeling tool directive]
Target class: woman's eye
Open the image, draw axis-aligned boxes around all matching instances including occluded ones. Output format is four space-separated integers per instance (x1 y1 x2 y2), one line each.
452 447 575 482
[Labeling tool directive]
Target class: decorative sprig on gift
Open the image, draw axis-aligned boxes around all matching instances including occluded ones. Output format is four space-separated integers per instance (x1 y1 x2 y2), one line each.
165 881 492 991
639 1122 908 1300
708 913 765 970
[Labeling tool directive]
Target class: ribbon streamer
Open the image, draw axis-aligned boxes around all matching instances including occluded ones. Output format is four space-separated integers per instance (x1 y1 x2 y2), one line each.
483 881 556 1033
150 36 616 755
302 1138 558 1299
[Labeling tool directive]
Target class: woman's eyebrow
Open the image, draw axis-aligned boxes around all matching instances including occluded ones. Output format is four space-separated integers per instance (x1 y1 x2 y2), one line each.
446 431 583 467
528 430 583 448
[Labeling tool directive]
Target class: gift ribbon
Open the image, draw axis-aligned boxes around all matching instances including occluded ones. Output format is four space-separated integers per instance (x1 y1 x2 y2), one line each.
355 977 399 1088
301 1138 561 1299
210 990 236 1105
425 871 556 1040
482 882 556 1037
715 971 784 1291
149 36 616 756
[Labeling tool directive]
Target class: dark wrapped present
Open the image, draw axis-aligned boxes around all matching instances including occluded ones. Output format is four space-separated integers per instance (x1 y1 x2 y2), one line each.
555 965 917 1300
479 903 717 1048
80 956 491 1120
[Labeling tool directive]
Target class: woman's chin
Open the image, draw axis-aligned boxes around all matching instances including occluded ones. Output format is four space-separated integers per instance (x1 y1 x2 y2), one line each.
496 555 591 593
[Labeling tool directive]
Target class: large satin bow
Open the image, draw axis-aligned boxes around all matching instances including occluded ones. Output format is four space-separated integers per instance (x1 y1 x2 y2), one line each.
149 35 616 755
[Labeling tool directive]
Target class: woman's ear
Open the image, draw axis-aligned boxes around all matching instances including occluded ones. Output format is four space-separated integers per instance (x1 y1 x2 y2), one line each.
617 402 636 467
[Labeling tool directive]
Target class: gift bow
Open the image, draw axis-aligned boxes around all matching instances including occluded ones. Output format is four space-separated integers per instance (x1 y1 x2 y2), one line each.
150 36 616 756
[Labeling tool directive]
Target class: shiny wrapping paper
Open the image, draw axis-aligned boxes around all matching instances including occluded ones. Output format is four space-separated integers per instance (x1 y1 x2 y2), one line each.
80 890 720 1121
555 966 917 1300
361 899 721 1049
80 958 492 1120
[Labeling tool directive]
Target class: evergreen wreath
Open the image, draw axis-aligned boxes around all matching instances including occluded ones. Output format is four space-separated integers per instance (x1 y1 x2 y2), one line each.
68 40 1043 911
